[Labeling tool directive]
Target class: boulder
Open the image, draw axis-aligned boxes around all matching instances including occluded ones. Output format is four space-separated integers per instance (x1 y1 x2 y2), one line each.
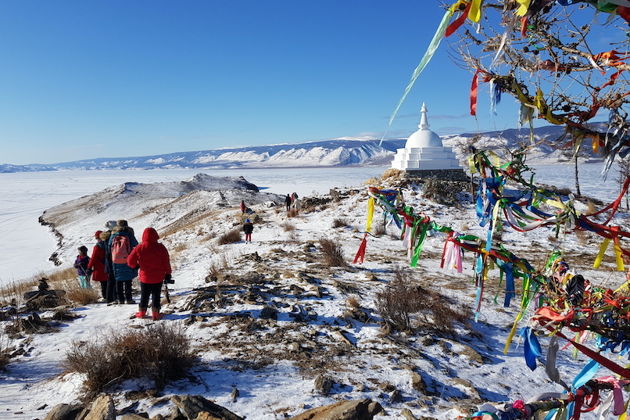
121 415 149 420
84 395 115 420
289 399 383 420
410 371 426 393
170 395 243 420
313 374 334 396
44 403 84 420
259 305 277 320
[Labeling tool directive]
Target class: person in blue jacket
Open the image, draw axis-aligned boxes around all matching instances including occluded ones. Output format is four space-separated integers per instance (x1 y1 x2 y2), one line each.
107 219 138 304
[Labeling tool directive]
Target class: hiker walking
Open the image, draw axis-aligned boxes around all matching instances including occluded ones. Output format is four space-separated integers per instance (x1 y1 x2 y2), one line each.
74 246 91 288
291 192 300 214
285 194 291 212
108 220 139 304
240 200 246 214
243 218 254 243
102 220 118 304
127 227 172 321
87 230 109 301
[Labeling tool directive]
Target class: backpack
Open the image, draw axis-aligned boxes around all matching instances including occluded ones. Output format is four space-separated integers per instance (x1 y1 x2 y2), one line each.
111 235 131 264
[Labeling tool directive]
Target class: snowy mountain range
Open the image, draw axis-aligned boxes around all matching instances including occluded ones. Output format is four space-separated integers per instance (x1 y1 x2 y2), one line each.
1 124 595 173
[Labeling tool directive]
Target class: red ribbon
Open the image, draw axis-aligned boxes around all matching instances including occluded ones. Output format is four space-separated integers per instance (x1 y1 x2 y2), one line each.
353 233 368 264
470 69 480 116
446 1 472 37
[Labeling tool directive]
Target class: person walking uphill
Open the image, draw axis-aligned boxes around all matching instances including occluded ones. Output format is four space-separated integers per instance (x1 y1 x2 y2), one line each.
243 219 254 243
285 194 291 212
87 230 109 301
127 227 172 320
240 200 246 214
74 246 91 289
108 220 138 304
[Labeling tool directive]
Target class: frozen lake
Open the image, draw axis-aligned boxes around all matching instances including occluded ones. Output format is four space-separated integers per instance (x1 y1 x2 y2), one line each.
0 162 624 284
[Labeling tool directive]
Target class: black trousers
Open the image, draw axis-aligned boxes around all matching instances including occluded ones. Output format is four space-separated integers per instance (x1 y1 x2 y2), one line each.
106 274 117 303
116 280 133 303
140 282 162 310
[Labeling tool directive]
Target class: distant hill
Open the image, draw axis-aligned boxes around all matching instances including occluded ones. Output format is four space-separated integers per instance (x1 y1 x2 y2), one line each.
1 124 599 173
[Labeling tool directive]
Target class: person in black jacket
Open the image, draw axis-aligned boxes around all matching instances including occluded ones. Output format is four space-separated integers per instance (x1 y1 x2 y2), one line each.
285 194 291 212
243 219 254 243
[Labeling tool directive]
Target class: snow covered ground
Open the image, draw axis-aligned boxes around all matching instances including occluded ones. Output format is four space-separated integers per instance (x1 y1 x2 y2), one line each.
0 166 627 419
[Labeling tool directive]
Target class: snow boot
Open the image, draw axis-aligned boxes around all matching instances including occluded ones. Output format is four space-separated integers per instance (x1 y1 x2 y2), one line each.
135 310 146 319
151 307 161 321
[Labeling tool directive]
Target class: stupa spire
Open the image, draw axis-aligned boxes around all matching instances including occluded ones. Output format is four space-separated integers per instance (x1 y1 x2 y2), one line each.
419 102 429 130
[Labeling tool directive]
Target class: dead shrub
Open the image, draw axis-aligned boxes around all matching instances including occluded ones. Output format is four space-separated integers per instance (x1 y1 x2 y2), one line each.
66 288 99 305
217 229 241 245
319 238 346 267
423 178 465 205
281 222 296 232
346 296 360 309
65 323 194 395
376 270 470 334
381 168 403 180
287 209 299 218
364 177 380 186
332 218 348 228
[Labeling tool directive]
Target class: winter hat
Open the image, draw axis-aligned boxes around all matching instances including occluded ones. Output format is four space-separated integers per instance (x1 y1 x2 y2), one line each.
105 220 117 230
117 219 128 228
245 219 251 223
94 230 102 239
78 245 88 254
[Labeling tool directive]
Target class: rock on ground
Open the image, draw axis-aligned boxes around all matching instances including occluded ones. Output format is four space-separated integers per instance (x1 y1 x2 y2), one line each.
289 399 383 420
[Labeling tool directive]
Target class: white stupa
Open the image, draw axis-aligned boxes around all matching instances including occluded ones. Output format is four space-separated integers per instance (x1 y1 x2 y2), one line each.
391 103 464 179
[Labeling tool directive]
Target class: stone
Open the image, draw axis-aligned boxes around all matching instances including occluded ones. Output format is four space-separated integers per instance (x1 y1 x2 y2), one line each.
170 395 243 420
289 399 383 420
259 305 277 320
400 408 418 420
121 415 149 420
390 389 402 403
410 371 426 393
85 395 115 420
44 403 85 420
313 374 334 396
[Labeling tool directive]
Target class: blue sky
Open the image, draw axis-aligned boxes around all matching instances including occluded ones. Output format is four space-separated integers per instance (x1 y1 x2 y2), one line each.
0 1 613 164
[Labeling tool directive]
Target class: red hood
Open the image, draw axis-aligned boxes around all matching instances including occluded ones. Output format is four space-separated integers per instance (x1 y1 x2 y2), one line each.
142 227 159 243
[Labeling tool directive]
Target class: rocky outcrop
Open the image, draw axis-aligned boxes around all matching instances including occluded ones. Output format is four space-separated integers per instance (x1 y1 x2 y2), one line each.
170 395 243 420
289 399 383 420
84 395 115 420
43 404 85 420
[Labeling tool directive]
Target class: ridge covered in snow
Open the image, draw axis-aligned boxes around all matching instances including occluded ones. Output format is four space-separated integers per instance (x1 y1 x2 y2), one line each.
0 124 604 172
40 174 282 267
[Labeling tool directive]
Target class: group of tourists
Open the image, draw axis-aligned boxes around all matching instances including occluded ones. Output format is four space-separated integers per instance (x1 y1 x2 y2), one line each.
73 220 172 320
72 196 299 318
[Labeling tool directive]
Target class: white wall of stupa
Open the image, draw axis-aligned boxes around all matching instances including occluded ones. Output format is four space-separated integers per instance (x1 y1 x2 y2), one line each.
391 103 462 172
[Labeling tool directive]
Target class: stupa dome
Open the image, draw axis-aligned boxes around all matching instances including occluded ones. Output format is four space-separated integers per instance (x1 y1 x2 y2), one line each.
406 103 443 148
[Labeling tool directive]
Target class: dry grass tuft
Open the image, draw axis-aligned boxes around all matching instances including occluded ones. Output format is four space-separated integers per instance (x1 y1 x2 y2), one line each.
376 270 470 334
346 296 360 309
319 238 346 267
364 177 380 186
217 229 242 245
65 323 194 394
287 209 299 218
281 222 296 232
332 218 348 228
66 287 99 305
171 242 187 253
381 168 403 180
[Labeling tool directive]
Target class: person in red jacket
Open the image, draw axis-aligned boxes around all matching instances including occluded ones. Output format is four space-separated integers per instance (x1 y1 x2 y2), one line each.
87 230 109 301
126 227 172 320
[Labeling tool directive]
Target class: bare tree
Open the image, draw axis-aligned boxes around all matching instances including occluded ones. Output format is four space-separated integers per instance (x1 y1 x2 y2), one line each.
453 2 629 171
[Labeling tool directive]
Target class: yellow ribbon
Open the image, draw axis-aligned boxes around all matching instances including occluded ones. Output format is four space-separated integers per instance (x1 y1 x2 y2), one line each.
613 239 625 271
593 238 611 269
469 0 483 22
366 197 375 233
515 0 531 16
